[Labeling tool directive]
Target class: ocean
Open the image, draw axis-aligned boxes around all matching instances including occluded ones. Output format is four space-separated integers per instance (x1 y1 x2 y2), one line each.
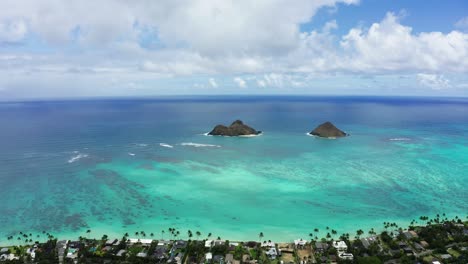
0 96 467 244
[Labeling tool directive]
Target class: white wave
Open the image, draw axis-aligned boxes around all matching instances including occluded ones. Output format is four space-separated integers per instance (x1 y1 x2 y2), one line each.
238 132 263 137
202 132 263 137
180 142 221 148
128 153 136 156
159 143 174 148
68 153 88 163
305 133 337 139
389 137 411 141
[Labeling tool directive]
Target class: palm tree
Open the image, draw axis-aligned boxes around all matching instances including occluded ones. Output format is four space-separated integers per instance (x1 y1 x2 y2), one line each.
150 233 154 237
259 232 264 242
314 228 319 233
161 230 165 240
196 231 201 240
207 232 212 239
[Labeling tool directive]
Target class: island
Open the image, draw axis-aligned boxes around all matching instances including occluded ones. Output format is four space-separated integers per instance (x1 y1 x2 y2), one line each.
309 121 348 138
208 120 262 136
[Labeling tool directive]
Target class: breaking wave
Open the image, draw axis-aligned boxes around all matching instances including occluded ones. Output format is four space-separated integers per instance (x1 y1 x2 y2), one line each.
159 143 174 148
180 142 221 148
68 153 88 163
389 138 411 141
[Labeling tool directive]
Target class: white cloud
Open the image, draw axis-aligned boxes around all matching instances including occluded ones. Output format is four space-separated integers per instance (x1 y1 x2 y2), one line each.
455 17 468 31
339 12 468 73
256 79 266 87
1 2 468 98
0 19 27 42
417 73 451 90
208 78 218 88
234 77 247 88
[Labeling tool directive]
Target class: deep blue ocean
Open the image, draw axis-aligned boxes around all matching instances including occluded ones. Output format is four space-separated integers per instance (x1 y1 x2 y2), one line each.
0 96 467 243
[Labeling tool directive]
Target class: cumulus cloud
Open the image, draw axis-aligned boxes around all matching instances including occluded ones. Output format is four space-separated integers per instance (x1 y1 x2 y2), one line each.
417 73 451 90
234 77 247 88
340 12 468 73
1 1 468 98
208 78 218 88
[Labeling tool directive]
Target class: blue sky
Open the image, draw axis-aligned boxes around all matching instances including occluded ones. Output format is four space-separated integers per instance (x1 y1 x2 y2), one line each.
0 0 467 99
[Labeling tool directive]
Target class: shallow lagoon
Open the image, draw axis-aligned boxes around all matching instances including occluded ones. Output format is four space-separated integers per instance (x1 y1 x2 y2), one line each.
0 96 467 243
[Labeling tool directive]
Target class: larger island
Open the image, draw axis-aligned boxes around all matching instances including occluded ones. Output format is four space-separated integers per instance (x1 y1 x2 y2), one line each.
208 120 262 136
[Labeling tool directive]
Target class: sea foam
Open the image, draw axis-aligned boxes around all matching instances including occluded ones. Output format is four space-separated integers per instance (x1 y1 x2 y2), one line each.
159 143 174 148
389 137 411 141
180 142 221 148
68 153 88 163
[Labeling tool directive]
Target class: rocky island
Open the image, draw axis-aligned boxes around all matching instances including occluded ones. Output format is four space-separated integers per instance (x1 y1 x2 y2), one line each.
208 120 262 136
309 121 348 138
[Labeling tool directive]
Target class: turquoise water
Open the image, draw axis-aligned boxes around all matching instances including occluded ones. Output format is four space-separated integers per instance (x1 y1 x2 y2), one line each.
0 96 467 244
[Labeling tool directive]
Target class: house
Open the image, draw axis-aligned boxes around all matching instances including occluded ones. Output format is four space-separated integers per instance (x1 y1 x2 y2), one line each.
102 245 112 252
105 238 119 246
332 241 347 252
128 238 153 245
338 252 353 260
116 249 126 257
261 241 275 248
413 242 425 251
205 240 213 248
294 239 307 248
315 242 329 253
225 253 234 264
136 252 148 258
153 245 169 260
171 240 187 251
0 253 19 261
360 236 378 249
157 240 170 246
213 254 224 263
266 248 278 259
0 248 9 254
26 247 36 260
420 241 429 248
205 252 213 261
174 252 184 264
440 254 452 260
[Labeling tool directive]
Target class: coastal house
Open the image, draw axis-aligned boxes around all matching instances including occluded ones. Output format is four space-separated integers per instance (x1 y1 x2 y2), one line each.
338 252 353 260
225 253 234 264
205 240 214 248
152 245 169 261
136 252 148 258
0 253 19 261
205 252 213 261
266 247 278 259
128 238 153 245
116 249 126 257
0 248 9 254
360 236 378 249
294 239 307 249
315 242 329 253
332 241 347 252
261 241 275 248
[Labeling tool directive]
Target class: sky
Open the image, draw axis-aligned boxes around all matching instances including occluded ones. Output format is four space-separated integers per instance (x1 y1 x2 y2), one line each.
0 0 467 100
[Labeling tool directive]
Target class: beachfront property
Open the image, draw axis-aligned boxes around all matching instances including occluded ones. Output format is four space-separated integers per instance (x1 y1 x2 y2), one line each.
0 218 466 263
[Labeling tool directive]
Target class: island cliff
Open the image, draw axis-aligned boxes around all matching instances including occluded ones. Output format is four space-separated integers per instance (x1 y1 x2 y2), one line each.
208 120 261 136
309 122 347 138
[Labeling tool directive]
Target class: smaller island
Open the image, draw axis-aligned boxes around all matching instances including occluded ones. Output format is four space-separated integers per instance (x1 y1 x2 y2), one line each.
208 120 262 136
309 121 348 138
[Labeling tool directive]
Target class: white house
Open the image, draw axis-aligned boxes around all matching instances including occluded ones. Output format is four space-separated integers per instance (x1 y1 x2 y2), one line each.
332 241 348 252
338 253 354 260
